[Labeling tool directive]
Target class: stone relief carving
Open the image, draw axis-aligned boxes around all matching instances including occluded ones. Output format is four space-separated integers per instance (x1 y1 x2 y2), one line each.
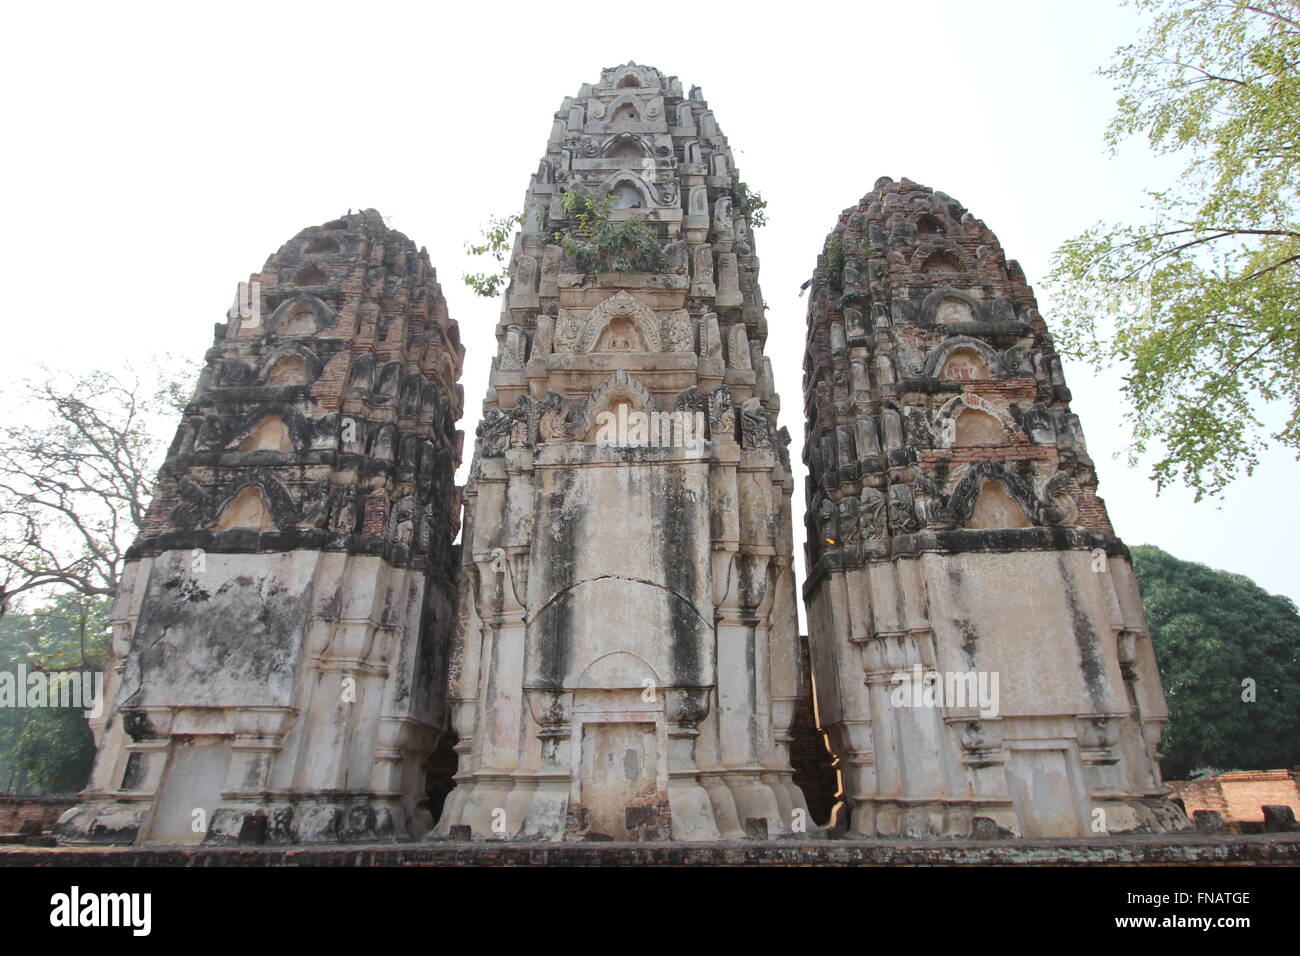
739 397 771 449
708 384 735 438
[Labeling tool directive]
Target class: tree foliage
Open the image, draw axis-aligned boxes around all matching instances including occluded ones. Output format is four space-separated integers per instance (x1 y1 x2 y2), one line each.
0 593 110 795
1047 0 1300 499
462 213 523 297
1132 545 1300 779
554 191 661 274
730 177 768 228
0 362 193 615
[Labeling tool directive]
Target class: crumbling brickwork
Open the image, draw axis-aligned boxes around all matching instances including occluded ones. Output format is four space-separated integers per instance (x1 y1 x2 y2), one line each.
0 796 74 836
1169 770 1300 831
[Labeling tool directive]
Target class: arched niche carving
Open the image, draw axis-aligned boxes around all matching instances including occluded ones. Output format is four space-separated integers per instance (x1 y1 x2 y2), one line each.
967 480 1033 529
941 347 990 382
574 369 658 440
953 408 1004 446
921 251 963 273
916 214 945 235
238 413 295 453
294 263 327 286
911 243 973 275
943 459 1042 529
604 64 656 91
267 293 335 337
304 235 340 255
937 394 1020 445
935 298 974 325
208 472 297 531
581 291 662 353
920 287 987 325
265 354 307 386
257 343 322 386
600 169 657 210
213 485 276 530
577 651 660 690
602 133 653 160
924 336 1001 378
607 95 642 126
224 403 311 454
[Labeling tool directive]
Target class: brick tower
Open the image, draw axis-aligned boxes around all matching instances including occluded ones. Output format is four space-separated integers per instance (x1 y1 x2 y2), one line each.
801 177 1188 838
435 63 809 841
57 211 465 845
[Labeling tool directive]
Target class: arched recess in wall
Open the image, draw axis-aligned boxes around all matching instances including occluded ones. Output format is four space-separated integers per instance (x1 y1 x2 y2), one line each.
267 294 335 337
581 292 662 353
608 97 642 126
304 235 340 255
212 486 280 531
921 251 964 273
940 347 990 382
937 394 1020 447
953 408 1005 446
575 370 658 440
257 344 322 386
576 651 660 690
604 133 653 161
238 413 295 453
294 263 327 286
967 480 1033 529
912 244 973 277
600 170 653 210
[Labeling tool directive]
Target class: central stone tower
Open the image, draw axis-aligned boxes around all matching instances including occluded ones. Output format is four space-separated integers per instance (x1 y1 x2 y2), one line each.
436 63 808 841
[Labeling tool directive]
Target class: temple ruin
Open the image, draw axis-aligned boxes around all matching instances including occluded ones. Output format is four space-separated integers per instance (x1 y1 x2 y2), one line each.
56 68 1192 849
433 63 808 841
800 177 1187 838
57 212 465 844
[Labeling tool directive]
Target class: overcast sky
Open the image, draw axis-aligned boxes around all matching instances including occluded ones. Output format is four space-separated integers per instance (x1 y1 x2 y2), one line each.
3 0 1295 607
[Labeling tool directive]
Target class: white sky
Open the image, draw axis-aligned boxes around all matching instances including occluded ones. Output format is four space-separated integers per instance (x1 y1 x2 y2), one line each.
2 0 1295 607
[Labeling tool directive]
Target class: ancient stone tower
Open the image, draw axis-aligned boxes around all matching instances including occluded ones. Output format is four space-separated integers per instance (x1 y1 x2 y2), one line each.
801 177 1187 838
58 211 464 845
435 63 808 841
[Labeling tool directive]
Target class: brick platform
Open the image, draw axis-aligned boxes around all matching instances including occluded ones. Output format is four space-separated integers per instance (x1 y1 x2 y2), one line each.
3 833 1298 866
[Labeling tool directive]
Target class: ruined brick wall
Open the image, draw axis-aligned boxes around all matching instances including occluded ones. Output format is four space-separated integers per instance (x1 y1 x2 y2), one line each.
1169 770 1300 827
0 796 74 834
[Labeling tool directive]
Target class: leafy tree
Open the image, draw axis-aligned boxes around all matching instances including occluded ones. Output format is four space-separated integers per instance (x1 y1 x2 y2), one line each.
1131 544 1300 779
1047 0 1300 499
0 593 110 795
463 212 523 297
0 361 192 615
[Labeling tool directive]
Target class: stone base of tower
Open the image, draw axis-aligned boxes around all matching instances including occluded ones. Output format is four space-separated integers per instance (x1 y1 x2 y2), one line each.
839 794 1190 841
55 791 433 846
58 542 456 848
806 540 1193 841
430 769 808 842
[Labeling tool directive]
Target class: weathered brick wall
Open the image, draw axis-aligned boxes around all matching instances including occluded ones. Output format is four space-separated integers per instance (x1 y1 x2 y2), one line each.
1169 770 1300 827
0 796 74 834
